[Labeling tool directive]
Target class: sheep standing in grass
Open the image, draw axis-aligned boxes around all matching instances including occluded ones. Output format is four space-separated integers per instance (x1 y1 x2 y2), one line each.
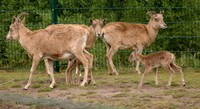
44 19 106 85
6 13 92 89
101 11 167 75
128 51 185 88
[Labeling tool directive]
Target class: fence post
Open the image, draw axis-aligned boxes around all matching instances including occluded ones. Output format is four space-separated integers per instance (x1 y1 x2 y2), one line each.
51 0 59 72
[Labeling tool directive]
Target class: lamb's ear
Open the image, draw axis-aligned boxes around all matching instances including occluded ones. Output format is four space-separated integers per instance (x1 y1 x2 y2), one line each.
160 10 164 15
147 11 156 17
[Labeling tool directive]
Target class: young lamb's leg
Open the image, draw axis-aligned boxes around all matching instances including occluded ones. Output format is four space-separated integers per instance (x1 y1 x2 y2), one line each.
134 49 143 75
153 68 159 85
138 67 151 88
23 56 40 90
74 50 89 87
163 64 175 87
65 58 76 85
170 63 185 86
47 59 56 88
84 50 95 85
106 46 119 75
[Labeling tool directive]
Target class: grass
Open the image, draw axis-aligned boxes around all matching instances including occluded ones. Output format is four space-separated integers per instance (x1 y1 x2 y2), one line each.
0 67 200 108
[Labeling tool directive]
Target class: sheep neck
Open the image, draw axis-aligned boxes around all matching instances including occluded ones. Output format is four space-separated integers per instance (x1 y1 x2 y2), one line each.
86 26 97 49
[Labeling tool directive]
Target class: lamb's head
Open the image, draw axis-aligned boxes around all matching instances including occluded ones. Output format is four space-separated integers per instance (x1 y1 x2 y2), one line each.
90 19 107 37
128 52 138 62
6 12 28 40
147 11 167 30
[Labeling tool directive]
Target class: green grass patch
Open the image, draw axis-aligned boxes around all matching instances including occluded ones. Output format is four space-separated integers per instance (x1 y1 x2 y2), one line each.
10 83 21 88
31 84 41 89
38 88 52 92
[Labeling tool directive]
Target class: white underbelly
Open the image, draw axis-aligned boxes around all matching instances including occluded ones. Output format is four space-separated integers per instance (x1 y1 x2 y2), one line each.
43 52 74 60
58 52 74 59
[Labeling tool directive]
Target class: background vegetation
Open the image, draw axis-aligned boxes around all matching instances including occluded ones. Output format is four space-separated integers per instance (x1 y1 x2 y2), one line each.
0 0 200 71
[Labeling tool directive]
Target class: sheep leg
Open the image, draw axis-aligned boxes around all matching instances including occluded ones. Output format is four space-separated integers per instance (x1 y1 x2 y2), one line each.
84 49 95 85
171 63 185 86
75 60 82 84
65 58 76 85
44 59 50 75
138 67 151 88
23 56 40 90
134 49 143 74
74 50 89 87
106 46 119 75
105 43 112 75
47 59 56 88
153 68 158 85
75 60 82 77
163 64 175 87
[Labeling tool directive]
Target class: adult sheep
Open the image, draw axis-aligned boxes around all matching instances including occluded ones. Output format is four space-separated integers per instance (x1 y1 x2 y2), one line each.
101 11 167 75
6 13 92 89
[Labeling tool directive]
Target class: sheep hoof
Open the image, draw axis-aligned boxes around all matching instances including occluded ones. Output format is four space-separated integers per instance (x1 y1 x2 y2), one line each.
49 84 55 89
80 84 85 87
135 70 141 75
23 87 28 90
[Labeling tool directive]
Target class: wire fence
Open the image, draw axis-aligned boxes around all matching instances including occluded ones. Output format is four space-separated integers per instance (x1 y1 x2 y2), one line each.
0 0 200 72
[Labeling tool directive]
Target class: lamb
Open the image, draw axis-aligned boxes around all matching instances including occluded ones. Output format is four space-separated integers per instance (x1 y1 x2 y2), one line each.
6 12 92 89
101 11 167 75
128 51 186 88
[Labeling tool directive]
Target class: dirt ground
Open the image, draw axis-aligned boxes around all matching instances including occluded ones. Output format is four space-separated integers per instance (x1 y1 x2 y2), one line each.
0 68 200 109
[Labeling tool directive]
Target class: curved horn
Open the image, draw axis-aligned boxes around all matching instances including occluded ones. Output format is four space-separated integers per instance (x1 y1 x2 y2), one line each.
160 10 164 15
12 16 16 24
147 11 156 16
17 12 28 21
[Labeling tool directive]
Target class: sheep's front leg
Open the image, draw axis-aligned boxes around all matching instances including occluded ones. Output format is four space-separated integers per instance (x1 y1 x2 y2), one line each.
84 49 95 85
23 56 40 90
44 59 50 75
48 59 56 88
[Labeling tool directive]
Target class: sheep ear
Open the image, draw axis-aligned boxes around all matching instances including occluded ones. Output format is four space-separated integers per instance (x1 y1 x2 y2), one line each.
147 11 156 17
102 18 107 25
21 17 26 24
160 10 164 15
88 18 93 24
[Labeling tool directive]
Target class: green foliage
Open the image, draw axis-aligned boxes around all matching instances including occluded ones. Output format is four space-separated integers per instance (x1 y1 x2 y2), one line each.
0 0 200 70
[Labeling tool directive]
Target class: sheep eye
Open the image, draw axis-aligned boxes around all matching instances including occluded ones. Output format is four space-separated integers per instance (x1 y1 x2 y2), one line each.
155 18 159 22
